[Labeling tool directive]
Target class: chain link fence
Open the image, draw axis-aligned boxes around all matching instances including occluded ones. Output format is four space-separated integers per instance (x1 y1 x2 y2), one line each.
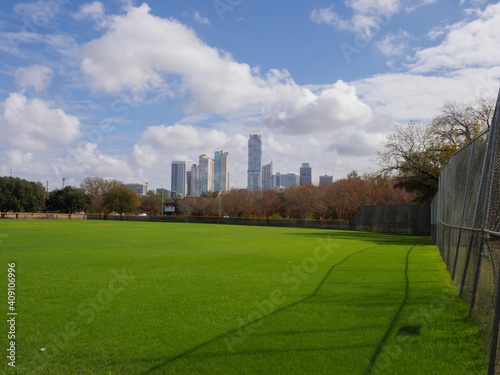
350 204 431 235
431 89 500 374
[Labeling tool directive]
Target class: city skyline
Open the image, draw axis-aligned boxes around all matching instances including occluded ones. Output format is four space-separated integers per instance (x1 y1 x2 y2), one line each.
0 2 498 191
127 135 331 194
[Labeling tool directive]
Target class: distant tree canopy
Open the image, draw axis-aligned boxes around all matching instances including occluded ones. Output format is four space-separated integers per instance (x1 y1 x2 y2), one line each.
46 186 89 214
103 185 140 215
0 177 45 212
377 97 495 203
80 177 123 213
139 195 162 216
176 173 413 220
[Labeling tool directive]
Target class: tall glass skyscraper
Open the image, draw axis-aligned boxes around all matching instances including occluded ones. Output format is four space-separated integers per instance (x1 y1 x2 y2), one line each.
247 134 262 191
214 150 229 193
300 163 312 185
199 154 214 194
190 164 200 196
171 161 187 197
262 162 273 190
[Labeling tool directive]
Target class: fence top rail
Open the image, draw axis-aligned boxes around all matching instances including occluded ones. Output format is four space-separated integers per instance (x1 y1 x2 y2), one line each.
440 128 490 172
485 229 500 238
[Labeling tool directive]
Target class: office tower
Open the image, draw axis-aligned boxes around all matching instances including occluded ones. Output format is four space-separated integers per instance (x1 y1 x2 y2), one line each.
247 134 262 191
156 188 170 197
281 173 299 188
272 172 281 189
123 183 147 196
262 162 273 190
199 154 214 194
186 171 192 196
191 164 200 197
300 163 312 185
171 161 187 197
319 175 333 186
214 150 229 193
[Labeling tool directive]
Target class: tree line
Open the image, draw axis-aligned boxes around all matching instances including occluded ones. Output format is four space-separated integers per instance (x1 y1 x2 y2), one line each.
0 173 412 220
0 176 161 215
177 173 413 220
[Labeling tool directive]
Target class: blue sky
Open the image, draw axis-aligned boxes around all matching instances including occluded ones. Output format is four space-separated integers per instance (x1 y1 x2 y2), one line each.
1 0 499 191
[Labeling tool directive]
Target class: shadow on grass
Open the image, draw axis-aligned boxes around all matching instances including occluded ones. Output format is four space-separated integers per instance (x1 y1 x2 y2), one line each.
141 237 420 374
284 230 433 246
363 240 418 374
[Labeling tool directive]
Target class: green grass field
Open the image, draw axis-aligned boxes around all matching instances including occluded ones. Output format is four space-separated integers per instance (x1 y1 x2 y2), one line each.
0 220 488 374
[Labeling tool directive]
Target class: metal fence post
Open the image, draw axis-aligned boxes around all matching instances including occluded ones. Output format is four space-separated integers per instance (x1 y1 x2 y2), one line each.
452 141 475 280
469 131 496 315
484 91 500 375
446 157 456 268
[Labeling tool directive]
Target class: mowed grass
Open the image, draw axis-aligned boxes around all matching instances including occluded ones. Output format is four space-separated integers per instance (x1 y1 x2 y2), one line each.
0 220 488 374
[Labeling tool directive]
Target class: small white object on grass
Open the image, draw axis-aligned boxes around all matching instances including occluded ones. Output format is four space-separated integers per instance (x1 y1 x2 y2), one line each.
39 348 46 352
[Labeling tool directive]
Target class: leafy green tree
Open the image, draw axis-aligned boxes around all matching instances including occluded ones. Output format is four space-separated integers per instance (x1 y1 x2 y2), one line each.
200 191 219 199
0 177 45 212
46 186 89 213
346 170 359 179
103 186 140 215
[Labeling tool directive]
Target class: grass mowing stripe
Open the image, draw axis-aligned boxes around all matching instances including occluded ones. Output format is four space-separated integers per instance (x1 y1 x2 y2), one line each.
144 240 388 374
364 237 419 374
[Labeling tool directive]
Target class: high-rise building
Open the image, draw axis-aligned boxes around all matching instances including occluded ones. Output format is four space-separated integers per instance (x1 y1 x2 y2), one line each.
319 175 333 186
190 164 200 196
262 162 273 190
156 188 170 197
214 150 229 193
272 172 298 188
186 171 192 196
281 173 299 188
272 172 281 189
124 183 147 196
171 161 187 197
199 154 214 194
300 163 312 185
247 134 262 191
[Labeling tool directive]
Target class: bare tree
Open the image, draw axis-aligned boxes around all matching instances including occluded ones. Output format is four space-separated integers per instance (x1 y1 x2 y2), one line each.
139 195 162 215
80 177 123 213
431 97 494 146
376 96 495 203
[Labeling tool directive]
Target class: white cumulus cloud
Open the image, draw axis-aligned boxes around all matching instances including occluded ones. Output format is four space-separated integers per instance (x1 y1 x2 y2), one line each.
78 3 371 134
193 11 211 25
132 144 158 168
53 142 134 179
14 65 54 92
74 1 105 21
0 92 82 151
311 0 436 36
310 6 342 26
410 2 500 74
376 31 411 57
140 123 230 150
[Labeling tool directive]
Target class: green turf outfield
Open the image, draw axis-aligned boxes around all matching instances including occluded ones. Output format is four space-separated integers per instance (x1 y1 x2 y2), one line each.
0 220 488 374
